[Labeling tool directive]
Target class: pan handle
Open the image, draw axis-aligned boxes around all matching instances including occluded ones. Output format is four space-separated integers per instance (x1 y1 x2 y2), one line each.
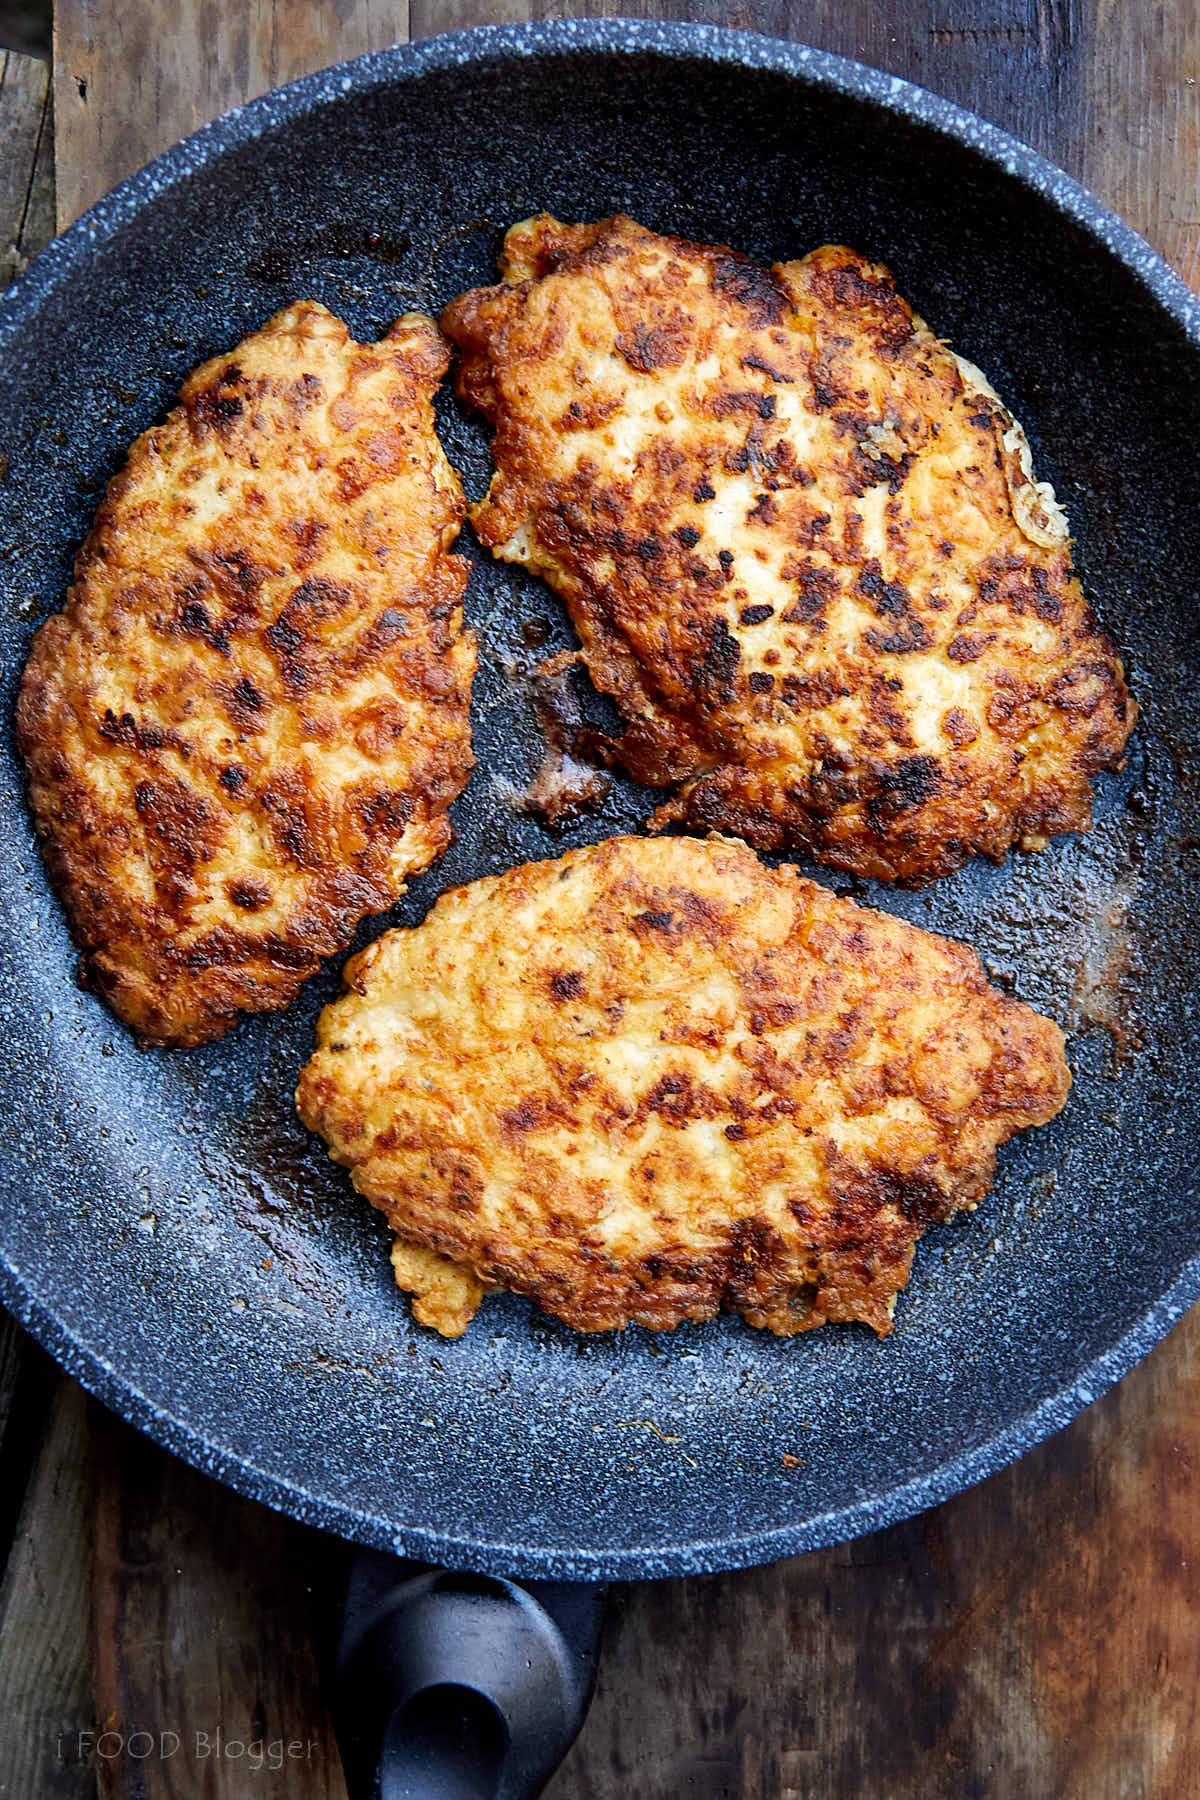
332 1551 607 1800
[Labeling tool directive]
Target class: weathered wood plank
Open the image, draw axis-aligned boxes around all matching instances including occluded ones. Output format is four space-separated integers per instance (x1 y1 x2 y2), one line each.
88 1404 348 1799
0 56 80 1796
0 1375 95 1800
0 47 53 284
51 0 412 229
1080 0 1200 284
17 75 55 271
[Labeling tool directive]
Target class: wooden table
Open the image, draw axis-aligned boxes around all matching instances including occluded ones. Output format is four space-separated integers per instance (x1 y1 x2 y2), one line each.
0 4 1196 1794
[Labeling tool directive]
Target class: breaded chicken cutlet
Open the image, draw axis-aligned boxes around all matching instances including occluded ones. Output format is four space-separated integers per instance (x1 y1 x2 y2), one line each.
18 302 476 1047
443 215 1134 884
297 834 1070 1339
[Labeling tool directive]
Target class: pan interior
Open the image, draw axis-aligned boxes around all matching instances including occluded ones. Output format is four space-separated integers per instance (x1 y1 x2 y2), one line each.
0 31 1197 1577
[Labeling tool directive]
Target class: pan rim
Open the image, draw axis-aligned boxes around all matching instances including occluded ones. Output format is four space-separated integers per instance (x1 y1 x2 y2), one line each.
2 16 1198 1580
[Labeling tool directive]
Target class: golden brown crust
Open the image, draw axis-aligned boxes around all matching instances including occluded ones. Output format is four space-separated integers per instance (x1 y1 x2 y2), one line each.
18 302 476 1046
389 1238 489 1338
442 215 1135 884
297 834 1071 1338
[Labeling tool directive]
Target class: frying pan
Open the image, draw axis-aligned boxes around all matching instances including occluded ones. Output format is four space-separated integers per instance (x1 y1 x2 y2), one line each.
2 17 1198 1795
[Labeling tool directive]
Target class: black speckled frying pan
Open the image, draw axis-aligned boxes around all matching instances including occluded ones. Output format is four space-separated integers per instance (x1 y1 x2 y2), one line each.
1 18 1198 1661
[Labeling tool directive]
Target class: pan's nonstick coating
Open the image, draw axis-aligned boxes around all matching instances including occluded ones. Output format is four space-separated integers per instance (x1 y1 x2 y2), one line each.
0 23 1198 1579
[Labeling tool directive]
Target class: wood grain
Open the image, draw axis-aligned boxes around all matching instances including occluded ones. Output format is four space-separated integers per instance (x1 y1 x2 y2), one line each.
1081 0 1200 285
0 1375 95 1800
51 0 411 228
15 3 1200 1797
89 1405 347 1800
0 67 79 1795
0 47 53 283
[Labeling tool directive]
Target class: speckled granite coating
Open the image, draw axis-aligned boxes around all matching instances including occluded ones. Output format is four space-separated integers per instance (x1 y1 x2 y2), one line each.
0 21 1198 1580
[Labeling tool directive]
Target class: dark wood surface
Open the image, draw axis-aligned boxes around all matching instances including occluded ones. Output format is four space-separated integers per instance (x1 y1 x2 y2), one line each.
0 2 1193 1792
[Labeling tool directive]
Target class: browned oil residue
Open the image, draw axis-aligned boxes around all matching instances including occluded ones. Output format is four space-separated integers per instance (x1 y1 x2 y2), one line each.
196 1101 348 1319
1069 868 1143 1062
229 1181 347 1317
495 646 611 828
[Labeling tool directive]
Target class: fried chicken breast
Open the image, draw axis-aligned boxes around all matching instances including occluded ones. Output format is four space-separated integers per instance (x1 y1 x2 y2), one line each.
18 302 476 1046
443 215 1134 884
297 834 1070 1338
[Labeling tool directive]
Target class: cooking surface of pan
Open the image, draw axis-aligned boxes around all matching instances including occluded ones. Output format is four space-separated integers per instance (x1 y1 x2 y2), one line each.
0 21 1198 1579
